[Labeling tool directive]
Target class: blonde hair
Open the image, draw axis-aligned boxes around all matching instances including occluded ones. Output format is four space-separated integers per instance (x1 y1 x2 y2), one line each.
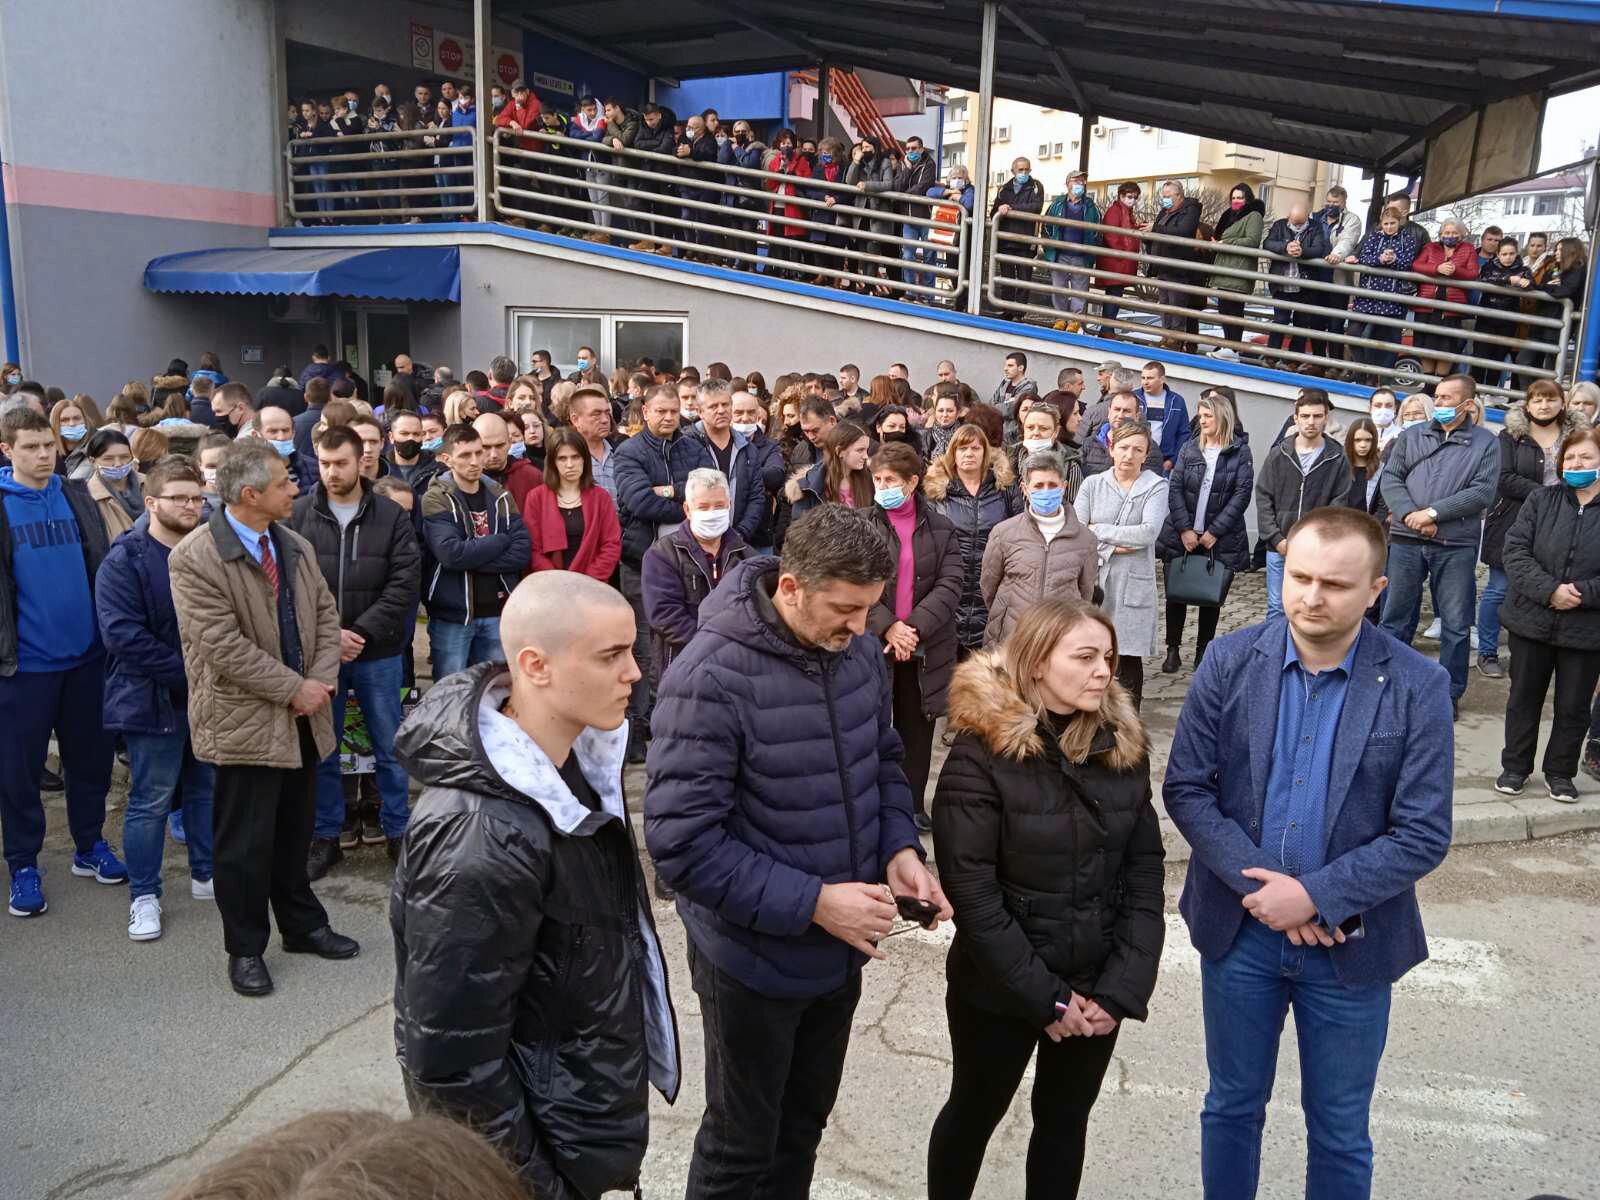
442 388 477 427
549 379 578 424
1196 393 1236 446
1004 598 1142 767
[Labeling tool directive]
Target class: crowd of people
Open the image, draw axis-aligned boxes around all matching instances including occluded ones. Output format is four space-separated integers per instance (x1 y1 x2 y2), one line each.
2 341 1596 1200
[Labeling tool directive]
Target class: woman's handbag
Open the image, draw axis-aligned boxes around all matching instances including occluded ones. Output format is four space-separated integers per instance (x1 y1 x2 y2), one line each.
1164 550 1233 607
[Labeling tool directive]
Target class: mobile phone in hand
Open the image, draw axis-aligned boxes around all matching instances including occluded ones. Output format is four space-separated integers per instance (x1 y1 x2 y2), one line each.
895 894 941 929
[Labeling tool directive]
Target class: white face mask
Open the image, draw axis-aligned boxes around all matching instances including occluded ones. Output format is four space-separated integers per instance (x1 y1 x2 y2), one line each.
689 509 730 539
1371 408 1395 428
732 421 762 438
1022 437 1053 454
202 467 219 488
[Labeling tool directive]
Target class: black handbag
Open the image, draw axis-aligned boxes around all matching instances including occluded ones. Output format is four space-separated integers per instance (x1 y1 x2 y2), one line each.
1164 550 1233 607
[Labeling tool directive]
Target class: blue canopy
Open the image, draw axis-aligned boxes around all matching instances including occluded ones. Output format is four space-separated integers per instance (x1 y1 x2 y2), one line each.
143 245 460 302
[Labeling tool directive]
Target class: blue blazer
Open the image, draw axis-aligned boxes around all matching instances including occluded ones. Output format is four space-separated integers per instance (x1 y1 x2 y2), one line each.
1163 619 1453 987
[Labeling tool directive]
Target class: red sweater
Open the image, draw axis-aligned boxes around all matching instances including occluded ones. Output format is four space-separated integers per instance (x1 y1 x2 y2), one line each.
523 483 623 579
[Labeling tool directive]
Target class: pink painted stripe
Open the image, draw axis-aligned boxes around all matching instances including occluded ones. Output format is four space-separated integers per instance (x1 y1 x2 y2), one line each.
2 163 276 228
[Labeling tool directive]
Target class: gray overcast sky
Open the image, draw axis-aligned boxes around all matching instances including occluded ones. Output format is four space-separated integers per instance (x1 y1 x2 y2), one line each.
1540 85 1599 169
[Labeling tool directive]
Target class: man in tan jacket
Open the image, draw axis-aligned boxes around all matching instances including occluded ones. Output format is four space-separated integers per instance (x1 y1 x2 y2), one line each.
169 439 358 997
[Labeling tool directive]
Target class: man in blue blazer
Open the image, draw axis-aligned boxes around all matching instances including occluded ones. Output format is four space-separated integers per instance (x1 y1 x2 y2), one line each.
1165 505 1453 1200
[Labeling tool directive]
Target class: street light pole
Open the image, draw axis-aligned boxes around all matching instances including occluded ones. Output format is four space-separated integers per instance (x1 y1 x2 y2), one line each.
966 1 997 316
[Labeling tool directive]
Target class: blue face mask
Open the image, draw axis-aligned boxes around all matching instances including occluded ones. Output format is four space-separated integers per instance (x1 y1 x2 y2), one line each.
99 462 134 481
1159 195 1175 209
1070 183 1085 198
422 435 444 452
576 358 591 371
507 441 526 459
59 423 87 441
1014 171 1030 186
1440 236 1460 248
874 485 906 510
269 438 297 458
819 153 833 165
1030 486 1064 516
1432 407 1457 425
3 373 19 386
1564 467 1598 489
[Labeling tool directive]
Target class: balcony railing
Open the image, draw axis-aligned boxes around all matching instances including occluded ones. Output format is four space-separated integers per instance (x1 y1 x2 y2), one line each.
285 126 477 222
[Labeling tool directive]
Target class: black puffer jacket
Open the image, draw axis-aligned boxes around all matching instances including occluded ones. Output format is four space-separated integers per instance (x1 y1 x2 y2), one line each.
290 481 420 660
932 651 1165 1026
391 665 681 1200
1482 403 1585 569
925 460 1022 650
867 495 964 716
1156 433 1255 571
1501 484 1600 650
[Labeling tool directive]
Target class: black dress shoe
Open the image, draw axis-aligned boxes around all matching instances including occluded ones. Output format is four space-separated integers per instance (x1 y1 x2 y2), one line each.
1161 646 1182 674
306 837 343 881
229 955 274 996
40 767 64 792
282 926 360 959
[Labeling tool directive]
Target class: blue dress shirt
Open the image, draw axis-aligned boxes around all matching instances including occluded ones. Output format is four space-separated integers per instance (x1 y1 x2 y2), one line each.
223 506 268 566
1261 627 1360 876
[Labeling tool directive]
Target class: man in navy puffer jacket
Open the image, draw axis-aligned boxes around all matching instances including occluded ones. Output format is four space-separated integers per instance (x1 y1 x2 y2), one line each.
645 505 950 1200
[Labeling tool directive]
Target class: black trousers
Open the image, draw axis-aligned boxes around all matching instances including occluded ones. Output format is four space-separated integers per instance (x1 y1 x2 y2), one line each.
1116 655 1143 711
211 720 328 957
685 937 861 1200
1502 632 1600 778
1166 600 1221 655
619 561 654 724
893 659 937 815
927 993 1120 1200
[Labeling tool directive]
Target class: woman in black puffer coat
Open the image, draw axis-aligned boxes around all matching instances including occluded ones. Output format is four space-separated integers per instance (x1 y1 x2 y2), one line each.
928 598 1164 1200
1156 391 1253 673
924 425 1021 653
1499 427 1600 799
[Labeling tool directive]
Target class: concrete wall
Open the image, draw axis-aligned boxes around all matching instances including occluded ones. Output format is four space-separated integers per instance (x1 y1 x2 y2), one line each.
283 0 525 77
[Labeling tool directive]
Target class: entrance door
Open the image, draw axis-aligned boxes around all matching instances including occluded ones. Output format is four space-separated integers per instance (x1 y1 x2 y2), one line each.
337 305 411 388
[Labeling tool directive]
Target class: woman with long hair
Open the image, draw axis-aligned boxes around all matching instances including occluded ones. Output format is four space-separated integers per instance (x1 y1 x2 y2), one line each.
927 597 1163 1200
504 374 543 419
522 428 622 579
867 373 898 418
1208 182 1266 351
1517 236 1588 384
744 369 770 403
789 420 872 515
769 385 804 448
83 428 145 540
442 387 479 427
926 424 1021 654
50 395 100 478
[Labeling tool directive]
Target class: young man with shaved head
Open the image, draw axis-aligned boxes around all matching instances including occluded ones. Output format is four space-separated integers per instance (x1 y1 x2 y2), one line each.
391 571 680 1198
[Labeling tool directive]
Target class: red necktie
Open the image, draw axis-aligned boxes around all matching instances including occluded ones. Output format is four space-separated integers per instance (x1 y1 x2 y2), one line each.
259 534 280 599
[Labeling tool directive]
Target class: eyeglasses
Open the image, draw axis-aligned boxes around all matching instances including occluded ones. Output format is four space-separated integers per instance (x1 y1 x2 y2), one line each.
153 494 206 507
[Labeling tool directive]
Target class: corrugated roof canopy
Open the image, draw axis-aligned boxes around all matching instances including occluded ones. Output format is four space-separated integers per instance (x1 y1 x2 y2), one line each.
511 0 1600 173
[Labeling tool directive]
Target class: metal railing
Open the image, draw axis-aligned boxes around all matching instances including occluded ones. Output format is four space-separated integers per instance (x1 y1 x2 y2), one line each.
490 130 969 304
984 211 1576 401
285 127 477 222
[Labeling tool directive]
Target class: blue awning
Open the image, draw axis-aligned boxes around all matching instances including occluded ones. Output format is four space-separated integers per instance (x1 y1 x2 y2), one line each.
143 245 459 303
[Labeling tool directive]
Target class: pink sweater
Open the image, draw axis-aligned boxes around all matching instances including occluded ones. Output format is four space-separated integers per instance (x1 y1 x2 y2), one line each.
886 501 917 622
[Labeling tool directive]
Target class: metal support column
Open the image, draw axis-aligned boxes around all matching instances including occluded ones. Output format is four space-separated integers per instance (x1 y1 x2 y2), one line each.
1366 162 1388 230
965 0 998 315
473 0 491 223
816 62 830 141
1078 112 1092 175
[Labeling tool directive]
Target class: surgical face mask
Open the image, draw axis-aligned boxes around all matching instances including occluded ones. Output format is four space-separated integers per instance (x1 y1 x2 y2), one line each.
874 485 906 510
1440 236 1461 248
269 438 296 458
819 153 833 165
732 421 762 438
1029 486 1064 516
3 373 19 386
680 407 696 421
1401 418 1425 431
1014 171 1030 185
1120 194 1136 207
422 435 444 452
492 96 506 111
1371 407 1394 427
98 462 135 481
202 467 219 489
347 99 357 112
59 423 87 441
576 357 591 371
507 441 526 459
1022 437 1053 455
1160 195 1175 209
688 508 730 539
1432 406 1457 425
1070 183 1085 198
1564 467 1598 488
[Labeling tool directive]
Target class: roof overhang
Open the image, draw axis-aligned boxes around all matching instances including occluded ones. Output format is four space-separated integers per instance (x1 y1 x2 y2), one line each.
142 245 461 302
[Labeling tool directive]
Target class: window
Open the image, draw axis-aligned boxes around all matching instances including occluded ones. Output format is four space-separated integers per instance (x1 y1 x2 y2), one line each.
1053 142 1065 157
993 171 1008 187
1107 127 1129 151
1533 193 1562 216
942 146 966 168
1039 143 1051 159
1502 195 1530 215
947 97 968 122
994 125 1011 142
1257 184 1273 212
1156 129 1179 149
510 311 686 379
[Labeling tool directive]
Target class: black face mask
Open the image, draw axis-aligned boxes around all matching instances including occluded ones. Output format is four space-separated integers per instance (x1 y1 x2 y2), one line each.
393 438 421 458
735 131 750 144
1529 412 1560 427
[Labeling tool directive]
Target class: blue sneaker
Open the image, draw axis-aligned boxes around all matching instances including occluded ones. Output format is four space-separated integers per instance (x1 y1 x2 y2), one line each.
71 841 128 885
9 867 47 917
168 809 187 845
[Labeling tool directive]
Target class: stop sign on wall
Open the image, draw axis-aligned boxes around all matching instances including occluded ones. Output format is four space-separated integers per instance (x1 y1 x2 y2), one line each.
497 54 519 85
437 37 464 73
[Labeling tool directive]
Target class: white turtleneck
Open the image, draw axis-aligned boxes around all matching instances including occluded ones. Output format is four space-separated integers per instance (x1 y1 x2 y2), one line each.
1032 507 1067 543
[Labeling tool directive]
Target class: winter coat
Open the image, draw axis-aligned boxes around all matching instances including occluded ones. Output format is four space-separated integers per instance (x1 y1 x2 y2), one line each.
96 517 188 735
734 430 786 547
0 474 107 677
384 448 443 493
989 176 1046 252
933 651 1163 1025
641 524 757 675
688 428 769 543
925 459 1022 650
1482 404 1586 569
448 101 476 150
167 509 340 768
1041 193 1103 263
419 474 531 623
1150 196 1203 279
1379 418 1499 550
253 377 305 418
1157 434 1255 571
632 115 677 161
87 470 145 542
845 148 901 239
1209 201 1264 295
762 147 809 238
1261 219 1332 296
643 557 923 1000
492 94 543 151
1095 198 1142 289
612 428 714 565
1074 470 1169 658
1253 436 1349 549
867 496 963 717
979 507 1100 646
1315 204 1363 262
1350 229 1420 318
891 152 938 217
290 481 421 661
1501 484 1600 650
1413 240 1480 311
391 664 680 1199
487 457 543 516
1477 256 1531 314
522 484 622 579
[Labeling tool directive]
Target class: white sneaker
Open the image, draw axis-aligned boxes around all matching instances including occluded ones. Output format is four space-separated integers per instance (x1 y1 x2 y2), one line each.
1208 347 1239 361
191 877 215 901
1422 618 1442 640
128 895 162 941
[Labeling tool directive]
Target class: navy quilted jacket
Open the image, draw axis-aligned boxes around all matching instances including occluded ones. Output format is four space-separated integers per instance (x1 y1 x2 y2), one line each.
644 556 923 999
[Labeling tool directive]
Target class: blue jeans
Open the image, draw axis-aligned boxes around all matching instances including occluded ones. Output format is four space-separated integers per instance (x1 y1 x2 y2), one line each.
123 731 214 900
1476 566 1507 660
314 655 411 841
1265 551 1286 620
1201 919 1392 1200
307 161 333 214
1380 540 1476 698
900 222 930 289
427 615 504 681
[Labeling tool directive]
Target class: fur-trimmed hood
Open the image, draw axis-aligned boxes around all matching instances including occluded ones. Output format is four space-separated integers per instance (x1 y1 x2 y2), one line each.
1502 401 1586 442
945 647 1147 771
151 373 189 392
923 445 1014 501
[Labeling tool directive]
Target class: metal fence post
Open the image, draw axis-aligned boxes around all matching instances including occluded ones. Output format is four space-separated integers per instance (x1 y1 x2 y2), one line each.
473 0 491 224
965 1 997 316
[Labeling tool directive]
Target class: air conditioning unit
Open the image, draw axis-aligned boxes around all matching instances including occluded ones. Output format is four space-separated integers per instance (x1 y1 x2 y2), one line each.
267 296 327 325
1139 124 1153 131
1092 125 1106 137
